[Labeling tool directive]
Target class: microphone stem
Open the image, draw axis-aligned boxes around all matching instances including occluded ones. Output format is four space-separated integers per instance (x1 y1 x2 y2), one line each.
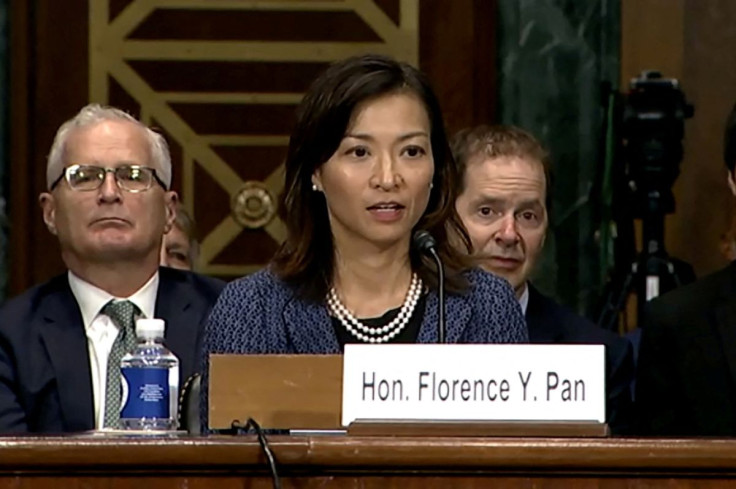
429 249 445 344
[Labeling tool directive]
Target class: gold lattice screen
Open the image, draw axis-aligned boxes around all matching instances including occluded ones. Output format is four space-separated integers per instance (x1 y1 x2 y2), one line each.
88 0 419 277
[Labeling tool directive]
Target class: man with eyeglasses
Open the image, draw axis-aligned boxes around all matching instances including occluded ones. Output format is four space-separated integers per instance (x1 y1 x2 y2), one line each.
451 125 634 433
0 104 224 433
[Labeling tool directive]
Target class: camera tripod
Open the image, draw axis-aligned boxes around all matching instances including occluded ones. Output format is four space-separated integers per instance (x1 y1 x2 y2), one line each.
597 213 695 332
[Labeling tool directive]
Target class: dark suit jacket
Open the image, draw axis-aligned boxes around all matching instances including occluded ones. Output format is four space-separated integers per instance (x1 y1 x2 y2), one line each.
0 267 224 433
636 261 736 436
526 284 635 434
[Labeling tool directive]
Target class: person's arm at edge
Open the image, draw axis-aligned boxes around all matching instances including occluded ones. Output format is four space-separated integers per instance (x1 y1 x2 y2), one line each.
0 330 28 432
635 302 679 435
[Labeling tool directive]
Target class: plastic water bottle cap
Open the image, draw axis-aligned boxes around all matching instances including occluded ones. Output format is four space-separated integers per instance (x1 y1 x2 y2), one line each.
135 318 165 338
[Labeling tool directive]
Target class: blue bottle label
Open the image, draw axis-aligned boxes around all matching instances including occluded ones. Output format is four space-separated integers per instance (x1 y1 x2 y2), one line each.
120 367 170 419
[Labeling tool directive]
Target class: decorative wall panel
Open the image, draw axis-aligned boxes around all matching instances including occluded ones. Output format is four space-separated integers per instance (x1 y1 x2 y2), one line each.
88 0 419 277
9 0 494 295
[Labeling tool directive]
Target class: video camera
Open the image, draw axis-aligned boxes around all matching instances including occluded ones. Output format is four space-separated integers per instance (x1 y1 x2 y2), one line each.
596 71 696 330
621 71 694 217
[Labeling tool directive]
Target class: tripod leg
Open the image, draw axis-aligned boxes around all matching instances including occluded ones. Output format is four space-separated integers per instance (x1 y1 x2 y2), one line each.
598 262 637 332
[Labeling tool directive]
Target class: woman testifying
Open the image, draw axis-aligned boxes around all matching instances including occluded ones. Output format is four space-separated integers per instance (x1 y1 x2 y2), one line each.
203 54 527 356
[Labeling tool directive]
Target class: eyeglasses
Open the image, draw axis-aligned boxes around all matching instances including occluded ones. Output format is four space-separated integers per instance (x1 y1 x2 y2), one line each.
51 165 167 192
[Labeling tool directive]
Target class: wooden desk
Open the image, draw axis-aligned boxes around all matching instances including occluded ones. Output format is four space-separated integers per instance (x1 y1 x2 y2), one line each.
1 435 736 487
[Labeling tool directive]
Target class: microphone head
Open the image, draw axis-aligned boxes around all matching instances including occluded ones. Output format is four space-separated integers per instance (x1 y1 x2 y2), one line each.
413 230 437 253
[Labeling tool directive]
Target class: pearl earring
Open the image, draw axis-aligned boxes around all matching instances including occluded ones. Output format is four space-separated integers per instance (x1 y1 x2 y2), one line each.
312 184 318 191
429 182 434 189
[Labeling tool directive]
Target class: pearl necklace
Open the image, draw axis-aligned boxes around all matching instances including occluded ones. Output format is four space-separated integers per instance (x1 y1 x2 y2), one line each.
327 273 422 344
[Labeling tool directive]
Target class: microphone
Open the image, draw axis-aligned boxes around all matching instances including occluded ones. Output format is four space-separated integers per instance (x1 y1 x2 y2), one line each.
412 230 446 344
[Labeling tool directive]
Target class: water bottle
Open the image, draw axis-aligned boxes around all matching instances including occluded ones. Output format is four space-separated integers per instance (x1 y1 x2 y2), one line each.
120 318 180 430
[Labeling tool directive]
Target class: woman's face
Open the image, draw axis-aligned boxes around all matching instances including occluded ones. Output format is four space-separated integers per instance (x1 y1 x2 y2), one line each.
312 91 434 252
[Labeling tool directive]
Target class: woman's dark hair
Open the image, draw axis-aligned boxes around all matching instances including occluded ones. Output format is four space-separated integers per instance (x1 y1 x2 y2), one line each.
272 54 472 302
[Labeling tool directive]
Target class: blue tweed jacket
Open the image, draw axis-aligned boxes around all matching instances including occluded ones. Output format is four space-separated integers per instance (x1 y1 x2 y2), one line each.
204 267 528 355
200 267 527 430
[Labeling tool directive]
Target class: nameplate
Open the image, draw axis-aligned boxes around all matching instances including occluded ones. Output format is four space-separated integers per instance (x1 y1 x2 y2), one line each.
342 344 605 426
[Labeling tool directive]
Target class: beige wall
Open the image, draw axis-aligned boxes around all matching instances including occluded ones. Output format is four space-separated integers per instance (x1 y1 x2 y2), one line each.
622 0 736 277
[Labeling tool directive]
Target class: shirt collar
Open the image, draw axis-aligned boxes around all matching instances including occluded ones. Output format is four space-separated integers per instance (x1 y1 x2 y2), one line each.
517 281 530 316
68 270 160 330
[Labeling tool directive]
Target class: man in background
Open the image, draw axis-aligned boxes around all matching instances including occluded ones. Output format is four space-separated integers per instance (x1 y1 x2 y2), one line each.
161 204 200 271
637 103 736 435
452 124 634 433
0 104 223 433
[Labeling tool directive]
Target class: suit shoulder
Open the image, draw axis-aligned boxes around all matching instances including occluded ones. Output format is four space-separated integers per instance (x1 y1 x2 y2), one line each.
0 274 68 315
465 268 523 314
528 288 627 347
647 264 732 326
465 267 514 296
158 266 224 299
184 270 226 297
462 268 528 342
221 267 282 294
560 309 628 349
205 268 293 352
0 274 68 334
213 268 290 311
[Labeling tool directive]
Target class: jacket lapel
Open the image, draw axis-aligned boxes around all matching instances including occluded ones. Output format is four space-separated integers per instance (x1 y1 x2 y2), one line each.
39 279 95 431
283 296 341 353
525 284 564 343
155 268 201 382
417 290 470 343
715 263 736 387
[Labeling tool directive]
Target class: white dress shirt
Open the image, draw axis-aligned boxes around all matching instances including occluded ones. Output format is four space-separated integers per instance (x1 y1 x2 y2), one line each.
518 281 530 316
68 271 159 429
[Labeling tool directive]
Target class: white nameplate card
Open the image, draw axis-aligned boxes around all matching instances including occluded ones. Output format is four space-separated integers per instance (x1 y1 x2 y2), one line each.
342 344 605 426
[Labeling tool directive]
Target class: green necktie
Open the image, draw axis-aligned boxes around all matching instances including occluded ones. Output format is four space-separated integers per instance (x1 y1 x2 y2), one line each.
102 300 140 428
